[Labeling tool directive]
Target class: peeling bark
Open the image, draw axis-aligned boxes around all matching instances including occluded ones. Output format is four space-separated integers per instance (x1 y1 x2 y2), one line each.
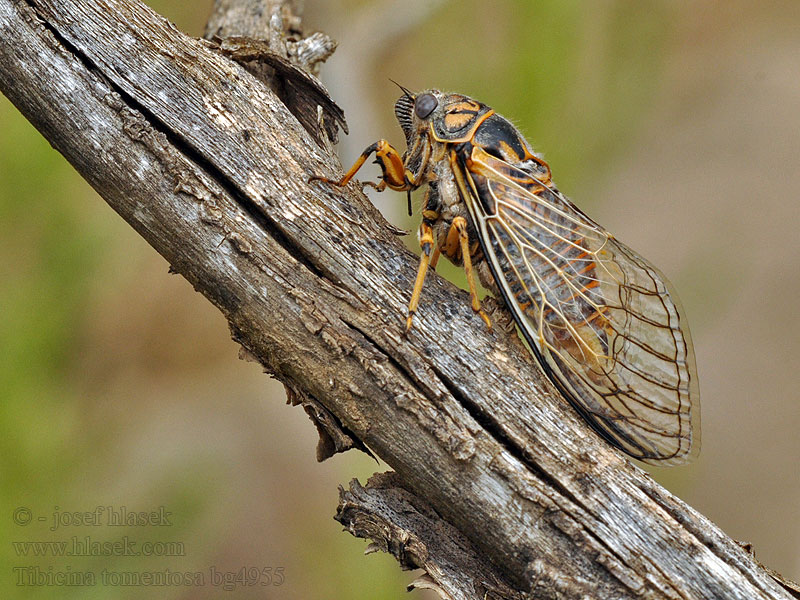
337 472 524 600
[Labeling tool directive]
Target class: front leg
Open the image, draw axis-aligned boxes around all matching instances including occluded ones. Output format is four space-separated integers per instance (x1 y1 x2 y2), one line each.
309 140 408 191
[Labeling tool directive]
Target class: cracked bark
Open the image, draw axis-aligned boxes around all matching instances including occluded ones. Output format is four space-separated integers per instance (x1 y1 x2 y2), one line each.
0 0 797 598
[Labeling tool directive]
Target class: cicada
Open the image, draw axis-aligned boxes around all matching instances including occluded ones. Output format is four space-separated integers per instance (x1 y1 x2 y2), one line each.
313 88 700 465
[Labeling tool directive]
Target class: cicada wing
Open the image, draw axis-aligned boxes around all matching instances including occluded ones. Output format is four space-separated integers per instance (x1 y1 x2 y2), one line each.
455 148 700 464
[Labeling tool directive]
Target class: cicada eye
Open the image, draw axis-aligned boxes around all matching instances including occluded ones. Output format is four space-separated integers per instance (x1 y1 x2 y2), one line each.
414 94 438 119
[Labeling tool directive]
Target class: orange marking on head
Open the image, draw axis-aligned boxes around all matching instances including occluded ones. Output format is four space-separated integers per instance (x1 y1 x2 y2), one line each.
449 100 478 111
444 112 474 131
431 110 494 143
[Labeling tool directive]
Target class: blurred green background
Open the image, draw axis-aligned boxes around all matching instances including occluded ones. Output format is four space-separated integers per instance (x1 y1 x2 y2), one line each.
2 0 799 597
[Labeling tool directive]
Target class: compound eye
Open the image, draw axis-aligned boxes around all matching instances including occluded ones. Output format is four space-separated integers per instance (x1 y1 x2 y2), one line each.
414 94 438 119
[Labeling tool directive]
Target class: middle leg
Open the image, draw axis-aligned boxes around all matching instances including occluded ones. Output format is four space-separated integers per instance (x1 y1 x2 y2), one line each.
452 216 492 331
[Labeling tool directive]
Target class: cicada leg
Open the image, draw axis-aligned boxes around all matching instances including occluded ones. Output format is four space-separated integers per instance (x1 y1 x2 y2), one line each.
451 216 492 331
407 216 492 332
405 221 435 332
429 246 442 270
309 140 407 191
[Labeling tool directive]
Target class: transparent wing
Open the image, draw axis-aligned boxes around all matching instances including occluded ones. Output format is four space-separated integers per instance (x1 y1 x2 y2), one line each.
457 147 700 464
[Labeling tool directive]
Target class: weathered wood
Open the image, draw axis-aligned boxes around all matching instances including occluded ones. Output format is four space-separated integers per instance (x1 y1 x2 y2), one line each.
205 0 301 43
205 0 343 144
336 472 522 600
0 0 795 597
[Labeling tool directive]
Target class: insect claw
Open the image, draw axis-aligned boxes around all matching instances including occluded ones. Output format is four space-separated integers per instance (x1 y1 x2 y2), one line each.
361 180 386 192
404 314 415 334
479 310 492 332
386 223 409 236
308 174 341 186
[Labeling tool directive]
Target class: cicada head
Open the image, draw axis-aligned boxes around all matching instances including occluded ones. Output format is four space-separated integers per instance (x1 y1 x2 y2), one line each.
394 89 493 145
393 88 447 143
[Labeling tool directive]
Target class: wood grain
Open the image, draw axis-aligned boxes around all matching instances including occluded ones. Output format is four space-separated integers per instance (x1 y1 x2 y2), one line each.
0 0 795 597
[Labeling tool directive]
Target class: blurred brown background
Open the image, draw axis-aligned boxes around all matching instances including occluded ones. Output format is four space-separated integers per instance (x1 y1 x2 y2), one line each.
1 0 798 598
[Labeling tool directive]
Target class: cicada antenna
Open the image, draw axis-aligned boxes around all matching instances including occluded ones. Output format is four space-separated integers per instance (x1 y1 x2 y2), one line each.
389 78 414 99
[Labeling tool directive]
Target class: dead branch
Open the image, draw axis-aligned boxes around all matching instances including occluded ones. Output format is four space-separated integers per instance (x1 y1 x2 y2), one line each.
0 0 796 598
